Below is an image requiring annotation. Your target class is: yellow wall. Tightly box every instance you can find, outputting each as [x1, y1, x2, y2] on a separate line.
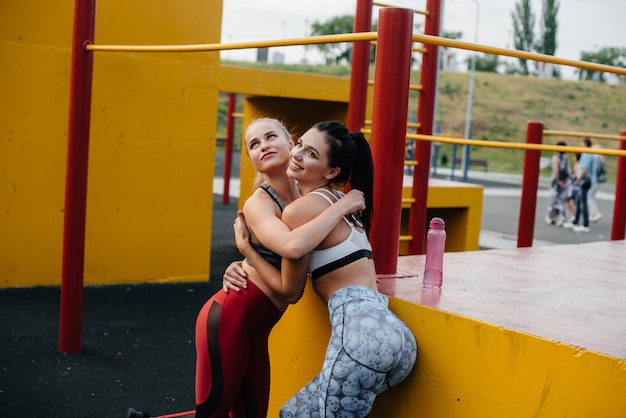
[0, 0, 221, 286]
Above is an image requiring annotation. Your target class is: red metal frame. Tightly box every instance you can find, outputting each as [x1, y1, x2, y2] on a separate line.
[369, 8, 414, 274]
[517, 121, 544, 247]
[59, 0, 97, 354]
[222, 93, 236, 204]
[347, 0, 373, 132]
[611, 130, 626, 240]
[407, 0, 441, 255]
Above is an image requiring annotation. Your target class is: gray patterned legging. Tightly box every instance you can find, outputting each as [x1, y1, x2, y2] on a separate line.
[280, 286, 417, 418]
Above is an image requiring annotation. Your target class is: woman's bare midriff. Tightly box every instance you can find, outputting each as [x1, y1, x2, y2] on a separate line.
[242, 261, 290, 312]
[312, 257, 378, 305]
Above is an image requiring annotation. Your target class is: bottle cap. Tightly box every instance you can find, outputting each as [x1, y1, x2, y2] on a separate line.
[429, 217, 445, 229]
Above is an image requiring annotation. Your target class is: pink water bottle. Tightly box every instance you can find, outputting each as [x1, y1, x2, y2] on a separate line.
[423, 217, 446, 288]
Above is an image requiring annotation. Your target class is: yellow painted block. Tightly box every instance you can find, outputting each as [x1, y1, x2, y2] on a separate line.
[1, 0, 221, 286]
[401, 178, 483, 254]
[269, 242, 626, 417]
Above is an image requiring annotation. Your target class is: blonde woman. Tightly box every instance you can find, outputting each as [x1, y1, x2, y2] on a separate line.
[127, 118, 364, 418]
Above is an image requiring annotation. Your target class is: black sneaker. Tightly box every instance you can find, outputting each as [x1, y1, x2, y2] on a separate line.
[126, 407, 152, 418]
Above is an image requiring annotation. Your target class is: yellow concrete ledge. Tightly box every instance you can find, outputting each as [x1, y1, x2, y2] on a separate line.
[268, 241, 626, 417]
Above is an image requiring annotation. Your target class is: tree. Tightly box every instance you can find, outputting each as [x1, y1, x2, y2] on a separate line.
[465, 54, 500, 73]
[576, 47, 626, 83]
[443, 31, 462, 41]
[309, 15, 379, 65]
[310, 15, 355, 65]
[536, 0, 560, 76]
[511, 0, 535, 75]
[536, 0, 559, 55]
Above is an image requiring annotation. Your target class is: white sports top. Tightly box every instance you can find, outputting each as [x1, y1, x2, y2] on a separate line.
[307, 188, 373, 280]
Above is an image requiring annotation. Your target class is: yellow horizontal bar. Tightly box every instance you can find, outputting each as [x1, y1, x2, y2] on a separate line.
[372, 2, 428, 15]
[365, 126, 625, 156]
[544, 130, 625, 142]
[371, 41, 426, 54]
[86, 32, 379, 53]
[436, 132, 464, 138]
[412, 34, 626, 77]
[405, 160, 417, 166]
[399, 235, 412, 242]
[365, 122, 419, 130]
[367, 81, 422, 91]
[409, 133, 626, 157]
[88, 29, 626, 78]
[231, 112, 244, 118]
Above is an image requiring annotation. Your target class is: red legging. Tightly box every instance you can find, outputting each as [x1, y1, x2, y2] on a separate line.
[194, 280, 283, 418]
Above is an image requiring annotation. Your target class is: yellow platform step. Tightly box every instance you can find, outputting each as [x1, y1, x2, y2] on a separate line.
[268, 240, 626, 417]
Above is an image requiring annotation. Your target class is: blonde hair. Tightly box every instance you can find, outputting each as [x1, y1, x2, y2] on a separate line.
[243, 117, 292, 190]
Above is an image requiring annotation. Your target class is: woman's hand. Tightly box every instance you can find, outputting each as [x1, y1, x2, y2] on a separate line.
[222, 211, 251, 293]
[233, 210, 251, 252]
[336, 189, 365, 215]
[222, 261, 248, 293]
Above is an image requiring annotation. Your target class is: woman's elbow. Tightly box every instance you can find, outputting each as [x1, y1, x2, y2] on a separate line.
[284, 294, 300, 304]
[279, 290, 300, 305]
[281, 245, 308, 260]
[284, 289, 305, 304]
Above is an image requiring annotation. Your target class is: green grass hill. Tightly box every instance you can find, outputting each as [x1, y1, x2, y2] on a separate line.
[218, 61, 626, 182]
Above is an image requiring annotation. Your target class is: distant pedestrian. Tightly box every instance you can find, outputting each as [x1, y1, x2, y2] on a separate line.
[588, 144, 605, 223]
[545, 141, 572, 226]
[563, 138, 596, 233]
[564, 153, 581, 221]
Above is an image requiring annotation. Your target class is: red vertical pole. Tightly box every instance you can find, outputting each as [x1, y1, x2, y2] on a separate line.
[610, 130, 626, 240]
[347, 0, 373, 132]
[407, 0, 441, 255]
[59, 0, 97, 354]
[517, 121, 543, 248]
[369, 8, 414, 274]
[222, 93, 236, 204]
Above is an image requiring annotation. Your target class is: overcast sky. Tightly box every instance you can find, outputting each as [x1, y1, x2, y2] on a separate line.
[220, 0, 625, 80]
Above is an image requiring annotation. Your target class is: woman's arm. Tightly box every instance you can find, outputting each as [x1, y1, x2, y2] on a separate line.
[234, 211, 309, 303]
[245, 188, 364, 260]
[232, 188, 329, 302]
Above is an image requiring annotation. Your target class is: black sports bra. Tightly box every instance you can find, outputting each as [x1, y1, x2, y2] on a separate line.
[246, 183, 285, 271]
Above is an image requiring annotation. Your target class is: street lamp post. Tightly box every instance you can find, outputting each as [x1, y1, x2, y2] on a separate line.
[461, 0, 480, 182]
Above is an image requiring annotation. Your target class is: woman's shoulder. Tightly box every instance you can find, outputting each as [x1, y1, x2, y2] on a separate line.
[242, 188, 277, 213]
[282, 192, 329, 227]
[242, 188, 261, 209]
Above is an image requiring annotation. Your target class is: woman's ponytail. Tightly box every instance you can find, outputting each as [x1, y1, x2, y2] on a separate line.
[314, 121, 374, 234]
[348, 131, 374, 234]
